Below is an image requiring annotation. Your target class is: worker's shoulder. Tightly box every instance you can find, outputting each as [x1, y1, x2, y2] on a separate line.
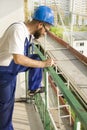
[5, 22, 29, 37]
[10, 22, 25, 30]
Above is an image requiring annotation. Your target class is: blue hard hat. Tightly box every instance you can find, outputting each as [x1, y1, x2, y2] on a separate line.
[32, 6, 54, 26]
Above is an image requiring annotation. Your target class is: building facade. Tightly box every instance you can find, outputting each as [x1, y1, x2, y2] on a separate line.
[63, 31, 87, 57]
[71, 0, 87, 25]
[72, 32, 87, 56]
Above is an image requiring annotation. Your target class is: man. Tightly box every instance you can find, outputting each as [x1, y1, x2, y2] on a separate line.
[0, 6, 54, 130]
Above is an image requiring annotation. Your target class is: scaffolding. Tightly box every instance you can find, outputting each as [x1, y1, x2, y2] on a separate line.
[33, 42, 87, 130]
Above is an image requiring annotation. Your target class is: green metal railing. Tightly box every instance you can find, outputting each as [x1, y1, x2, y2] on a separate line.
[34, 45, 87, 130]
[35, 94, 56, 130]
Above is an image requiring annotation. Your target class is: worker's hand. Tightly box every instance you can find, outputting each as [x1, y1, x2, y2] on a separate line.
[44, 58, 54, 67]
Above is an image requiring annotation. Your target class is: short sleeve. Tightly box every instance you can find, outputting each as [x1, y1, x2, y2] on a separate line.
[9, 26, 25, 55]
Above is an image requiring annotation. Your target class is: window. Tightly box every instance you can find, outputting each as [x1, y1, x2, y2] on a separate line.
[79, 50, 84, 54]
[80, 42, 84, 46]
[76, 42, 84, 47]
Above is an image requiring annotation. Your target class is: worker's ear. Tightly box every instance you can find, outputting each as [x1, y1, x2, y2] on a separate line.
[37, 22, 43, 28]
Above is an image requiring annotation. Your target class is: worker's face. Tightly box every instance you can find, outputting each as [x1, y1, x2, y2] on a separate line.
[33, 23, 50, 39]
[33, 28, 43, 39]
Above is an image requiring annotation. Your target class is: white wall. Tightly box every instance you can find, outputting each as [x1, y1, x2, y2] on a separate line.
[0, 0, 24, 36]
[0, 0, 26, 99]
[73, 40, 87, 57]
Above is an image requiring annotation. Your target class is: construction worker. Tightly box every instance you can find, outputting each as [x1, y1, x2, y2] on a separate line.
[0, 5, 54, 130]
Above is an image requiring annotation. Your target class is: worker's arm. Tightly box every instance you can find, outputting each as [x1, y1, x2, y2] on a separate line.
[13, 54, 54, 68]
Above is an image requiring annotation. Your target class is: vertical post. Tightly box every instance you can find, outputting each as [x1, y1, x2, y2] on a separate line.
[25, 71, 29, 101]
[57, 87, 61, 127]
[24, 0, 29, 100]
[46, 71, 49, 109]
[44, 69, 49, 110]
[70, 0, 75, 46]
[24, 0, 29, 22]
[44, 69, 50, 130]
[74, 117, 81, 130]
[44, 69, 47, 129]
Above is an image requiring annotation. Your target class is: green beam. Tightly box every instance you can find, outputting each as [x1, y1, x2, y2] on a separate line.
[34, 45, 87, 130]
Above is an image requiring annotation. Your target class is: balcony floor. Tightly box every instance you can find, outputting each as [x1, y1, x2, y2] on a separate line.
[13, 101, 44, 130]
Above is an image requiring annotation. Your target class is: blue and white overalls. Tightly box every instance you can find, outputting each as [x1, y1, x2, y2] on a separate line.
[0, 23, 42, 130]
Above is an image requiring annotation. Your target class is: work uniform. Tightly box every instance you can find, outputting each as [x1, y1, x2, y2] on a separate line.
[0, 22, 42, 130]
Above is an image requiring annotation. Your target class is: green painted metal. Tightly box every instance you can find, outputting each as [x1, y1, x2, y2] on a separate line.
[35, 94, 45, 124]
[34, 45, 87, 130]
[74, 117, 81, 130]
[44, 69, 52, 130]
[35, 70, 56, 130]
[25, 72, 28, 100]
[35, 94, 56, 130]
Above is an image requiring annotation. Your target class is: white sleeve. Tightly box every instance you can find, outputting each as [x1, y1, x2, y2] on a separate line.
[9, 27, 25, 55]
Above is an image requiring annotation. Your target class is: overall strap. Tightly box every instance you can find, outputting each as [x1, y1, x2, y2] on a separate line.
[24, 35, 32, 56]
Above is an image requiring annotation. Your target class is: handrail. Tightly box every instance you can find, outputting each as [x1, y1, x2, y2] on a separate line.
[34, 45, 87, 130]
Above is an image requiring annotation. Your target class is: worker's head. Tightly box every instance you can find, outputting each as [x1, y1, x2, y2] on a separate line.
[32, 6, 54, 26]
[29, 6, 54, 39]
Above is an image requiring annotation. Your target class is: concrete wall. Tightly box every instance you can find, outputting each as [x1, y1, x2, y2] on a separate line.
[0, 0, 24, 36]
